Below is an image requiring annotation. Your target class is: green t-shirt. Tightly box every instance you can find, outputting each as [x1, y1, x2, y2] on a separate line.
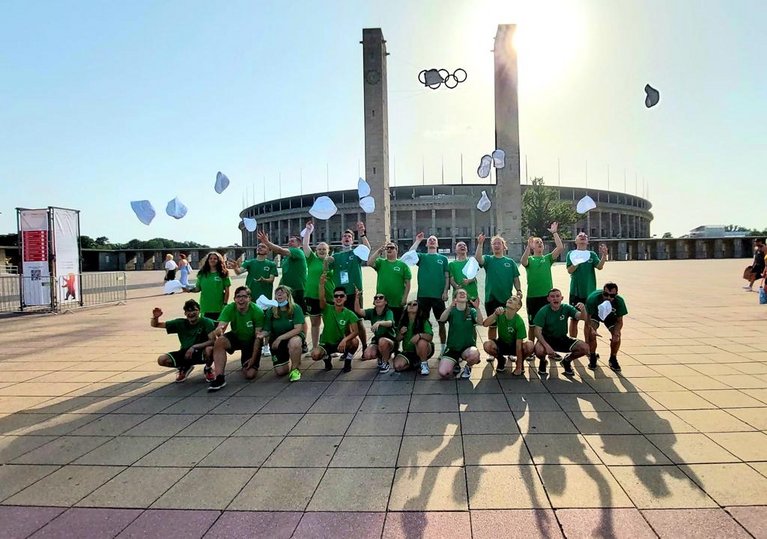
[416, 253, 449, 299]
[400, 319, 433, 353]
[496, 312, 527, 344]
[585, 290, 628, 319]
[330, 249, 364, 295]
[319, 306, 360, 346]
[447, 259, 479, 300]
[533, 303, 579, 340]
[524, 253, 554, 298]
[165, 317, 216, 350]
[242, 258, 278, 300]
[280, 247, 307, 292]
[566, 250, 601, 298]
[364, 307, 396, 340]
[305, 252, 335, 300]
[218, 302, 264, 342]
[195, 272, 232, 314]
[373, 258, 412, 306]
[481, 255, 521, 303]
[264, 305, 306, 338]
[445, 307, 478, 350]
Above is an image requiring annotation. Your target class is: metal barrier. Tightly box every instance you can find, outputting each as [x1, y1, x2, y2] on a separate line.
[0, 274, 22, 312]
[0, 272, 127, 313]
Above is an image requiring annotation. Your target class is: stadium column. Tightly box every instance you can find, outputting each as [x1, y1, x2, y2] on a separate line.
[361, 28, 391, 247]
[494, 24, 523, 258]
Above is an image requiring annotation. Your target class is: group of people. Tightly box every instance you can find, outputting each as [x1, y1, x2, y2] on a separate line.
[152, 221, 628, 391]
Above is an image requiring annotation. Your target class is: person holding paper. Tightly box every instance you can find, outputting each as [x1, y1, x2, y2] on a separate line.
[231, 243, 278, 300]
[438, 289, 484, 379]
[408, 232, 450, 358]
[393, 299, 435, 374]
[259, 285, 306, 382]
[566, 233, 608, 338]
[310, 274, 360, 373]
[584, 282, 627, 372]
[482, 295, 534, 376]
[520, 222, 564, 339]
[448, 241, 479, 301]
[302, 221, 335, 351]
[532, 288, 590, 377]
[258, 230, 308, 311]
[367, 241, 411, 323]
[354, 289, 396, 373]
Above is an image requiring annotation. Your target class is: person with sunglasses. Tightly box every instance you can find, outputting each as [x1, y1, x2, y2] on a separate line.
[354, 290, 396, 373]
[260, 285, 306, 382]
[584, 282, 627, 372]
[438, 289, 484, 379]
[532, 288, 590, 377]
[367, 241, 411, 322]
[207, 286, 265, 391]
[310, 274, 360, 372]
[408, 232, 450, 352]
[448, 241, 479, 302]
[566, 233, 608, 338]
[393, 299, 434, 374]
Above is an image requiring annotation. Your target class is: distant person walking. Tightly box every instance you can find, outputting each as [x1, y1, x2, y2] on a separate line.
[178, 254, 191, 290]
[743, 238, 766, 291]
[164, 254, 177, 282]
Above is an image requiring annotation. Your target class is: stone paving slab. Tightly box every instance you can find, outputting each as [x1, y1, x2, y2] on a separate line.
[0, 259, 766, 536]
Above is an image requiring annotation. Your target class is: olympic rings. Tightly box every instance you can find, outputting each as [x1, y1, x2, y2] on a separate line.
[417, 68, 468, 90]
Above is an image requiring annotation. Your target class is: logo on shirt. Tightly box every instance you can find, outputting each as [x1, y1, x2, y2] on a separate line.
[246, 321, 254, 328]
[393, 267, 401, 272]
[504, 262, 511, 268]
[214, 276, 221, 282]
[339, 320, 347, 326]
[437, 260, 444, 265]
[559, 314, 565, 321]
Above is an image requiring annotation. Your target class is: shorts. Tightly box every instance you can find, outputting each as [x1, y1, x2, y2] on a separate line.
[492, 338, 518, 356]
[484, 298, 505, 326]
[305, 297, 321, 316]
[590, 314, 618, 331]
[752, 266, 765, 278]
[165, 269, 176, 282]
[398, 343, 435, 367]
[318, 342, 340, 356]
[568, 295, 586, 307]
[370, 335, 395, 347]
[167, 347, 207, 368]
[223, 331, 257, 367]
[292, 289, 306, 311]
[442, 345, 473, 363]
[270, 335, 304, 367]
[545, 335, 580, 353]
[418, 297, 446, 322]
[203, 312, 220, 322]
[526, 296, 549, 325]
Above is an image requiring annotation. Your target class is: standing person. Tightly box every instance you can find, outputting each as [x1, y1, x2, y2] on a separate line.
[178, 254, 191, 290]
[310, 274, 360, 373]
[302, 221, 335, 351]
[482, 295, 534, 376]
[367, 241, 411, 322]
[520, 223, 564, 339]
[438, 289, 484, 380]
[393, 299, 435, 374]
[743, 238, 766, 291]
[354, 289, 396, 373]
[151, 299, 216, 383]
[188, 251, 231, 321]
[231, 242, 278, 357]
[164, 254, 178, 283]
[585, 282, 628, 372]
[260, 285, 306, 382]
[532, 288, 590, 377]
[208, 286, 264, 391]
[448, 241, 479, 301]
[408, 232, 450, 352]
[566, 233, 608, 338]
[474, 233, 523, 345]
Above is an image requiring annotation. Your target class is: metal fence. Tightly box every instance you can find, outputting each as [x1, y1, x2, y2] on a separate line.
[0, 272, 127, 313]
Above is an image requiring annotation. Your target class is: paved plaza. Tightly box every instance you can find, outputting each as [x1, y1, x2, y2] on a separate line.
[1, 258, 766, 538]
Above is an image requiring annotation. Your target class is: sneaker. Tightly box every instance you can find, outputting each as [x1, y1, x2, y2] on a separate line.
[486, 356, 494, 363]
[526, 353, 535, 362]
[379, 362, 391, 374]
[560, 357, 575, 377]
[323, 356, 333, 371]
[609, 357, 622, 372]
[460, 365, 472, 379]
[207, 375, 226, 391]
[342, 353, 352, 373]
[452, 363, 461, 375]
[743, 285, 753, 290]
[496, 356, 507, 372]
[377, 358, 383, 370]
[420, 361, 430, 376]
[203, 365, 215, 382]
[302, 341, 308, 354]
[587, 354, 597, 371]
[538, 357, 548, 376]
[175, 364, 194, 383]
[262, 344, 271, 357]
[289, 368, 302, 382]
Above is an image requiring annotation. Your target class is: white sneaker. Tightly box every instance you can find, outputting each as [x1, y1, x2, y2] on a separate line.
[420, 362, 430, 376]
[460, 365, 472, 379]
[261, 345, 271, 357]
[743, 285, 753, 290]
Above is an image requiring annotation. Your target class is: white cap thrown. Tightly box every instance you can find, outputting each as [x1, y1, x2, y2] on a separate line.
[358, 177, 371, 198]
[353, 244, 370, 261]
[165, 197, 188, 219]
[462, 257, 480, 279]
[215, 171, 230, 194]
[242, 217, 257, 232]
[598, 300, 613, 321]
[477, 190, 491, 212]
[477, 155, 493, 179]
[309, 196, 338, 220]
[645, 84, 660, 108]
[492, 149, 506, 169]
[163, 280, 185, 294]
[400, 250, 419, 266]
[569, 250, 591, 266]
[256, 295, 279, 310]
[576, 195, 596, 214]
[130, 200, 155, 225]
[359, 196, 375, 214]
[300, 226, 310, 239]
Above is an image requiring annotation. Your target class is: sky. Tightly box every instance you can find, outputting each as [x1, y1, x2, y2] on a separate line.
[1, 0, 765, 246]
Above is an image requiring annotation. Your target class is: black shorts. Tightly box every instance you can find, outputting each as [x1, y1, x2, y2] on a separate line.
[569, 295, 587, 307]
[442, 345, 473, 363]
[492, 338, 518, 356]
[398, 343, 435, 367]
[590, 314, 618, 331]
[167, 347, 206, 368]
[545, 335, 580, 353]
[370, 335, 395, 347]
[292, 289, 306, 311]
[526, 296, 549, 325]
[484, 298, 505, 326]
[418, 297, 446, 322]
[203, 312, 220, 322]
[223, 332, 258, 367]
[318, 342, 340, 356]
[305, 297, 321, 316]
[270, 335, 304, 367]
[752, 266, 765, 278]
[165, 270, 176, 281]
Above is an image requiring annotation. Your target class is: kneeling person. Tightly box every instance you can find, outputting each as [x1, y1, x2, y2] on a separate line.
[261, 285, 306, 381]
[310, 276, 360, 373]
[483, 295, 534, 376]
[394, 299, 435, 373]
[208, 286, 264, 391]
[533, 288, 589, 377]
[585, 282, 627, 372]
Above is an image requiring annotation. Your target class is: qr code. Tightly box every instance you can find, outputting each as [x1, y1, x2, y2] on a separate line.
[31, 269, 41, 281]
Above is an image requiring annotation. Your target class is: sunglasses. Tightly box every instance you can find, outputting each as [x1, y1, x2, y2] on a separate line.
[385, 246, 396, 250]
[374, 295, 385, 300]
[235, 294, 250, 299]
[333, 294, 346, 299]
[407, 301, 419, 307]
[184, 309, 199, 313]
[604, 292, 617, 298]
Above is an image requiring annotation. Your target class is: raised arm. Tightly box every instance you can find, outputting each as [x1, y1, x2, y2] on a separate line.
[596, 243, 608, 270]
[550, 222, 564, 260]
[319, 273, 329, 310]
[409, 231, 425, 251]
[357, 221, 371, 251]
[368, 244, 384, 267]
[302, 221, 314, 257]
[257, 229, 290, 257]
[474, 234, 486, 266]
[483, 306, 503, 327]
[353, 288, 365, 318]
[150, 307, 166, 328]
[471, 299, 484, 326]
[520, 237, 533, 267]
[438, 301, 454, 323]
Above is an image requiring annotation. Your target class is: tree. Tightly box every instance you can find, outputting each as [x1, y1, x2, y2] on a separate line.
[522, 177, 578, 239]
[662, 232, 673, 239]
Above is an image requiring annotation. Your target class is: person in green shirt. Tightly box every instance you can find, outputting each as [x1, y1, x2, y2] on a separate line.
[366, 240, 411, 323]
[310, 274, 360, 373]
[482, 295, 534, 376]
[448, 241, 479, 301]
[475, 233, 523, 345]
[532, 288, 589, 377]
[257, 229, 308, 310]
[438, 289, 484, 380]
[302, 221, 335, 351]
[207, 286, 265, 391]
[520, 222, 564, 339]
[584, 282, 628, 373]
[393, 299, 435, 374]
[259, 285, 306, 382]
[231, 243, 278, 300]
[354, 290, 396, 373]
[408, 232, 450, 348]
[566, 232, 608, 338]
[151, 299, 216, 383]
[188, 251, 231, 321]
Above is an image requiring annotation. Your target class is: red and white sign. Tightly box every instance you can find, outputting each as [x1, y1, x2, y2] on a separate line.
[19, 209, 51, 307]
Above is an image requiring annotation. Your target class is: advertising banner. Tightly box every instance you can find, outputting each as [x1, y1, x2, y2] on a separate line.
[51, 208, 81, 304]
[19, 209, 51, 307]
